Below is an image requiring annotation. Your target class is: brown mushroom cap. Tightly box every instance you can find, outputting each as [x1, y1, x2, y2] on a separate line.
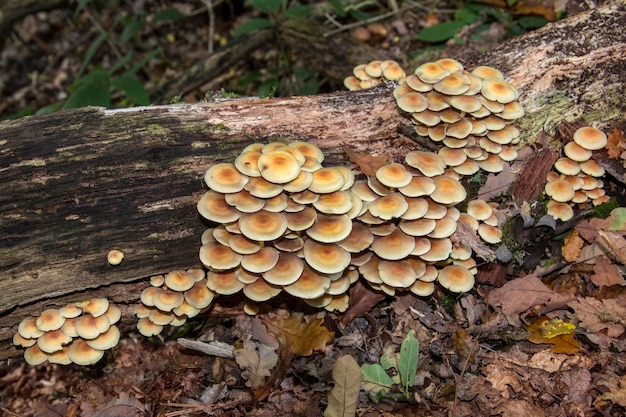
[24, 344, 49, 365]
[405, 151, 446, 177]
[466, 199, 493, 221]
[573, 126, 607, 150]
[371, 229, 415, 260]
[86, 325, 120, 351]
[419, 238, 452, 262]
[241, 246, 280, 273]
[206, 270, 245, 295]
[257, 150, 301, 184]
[164, 270, 196, 292]
[480, 78, 519, 103]
[338, 222, 374, 252]
[37, 329, 72, 353]
[75, 314, 111, 340]
[554, 157, 581, 176]
[283, 266, 331, 299]
[437, 265, 475, 293]
[205, 162, 249, 193]
[546, 200, 574, 221]
[243, 278, 282, 302]
[430, 175, 466, 205]
[198, 191, 241, 223]
[580, 160, 605, 177]
[378, 260, 416, 288]
[545, 179, 575, 202]
[303, 240, 351, 274]
[239, 210, 288, 241]
[478, 224, 503, 244]
[306, 213, 353, 243]
[563, 141, 592, 162]
[136, 317, 164, 337]
[36, 309, 65, 332]
[401, 197, 430, 220]
[199, 242, 243, 270]
[309, 167, 346, 193]
[153, 289, 185, 312]
[285, 206, 318, 232]
[224, 190, 265, 213]
[396, 92, 429, 113]
[59, 304, 83, 319]
[229, 234, 262, 255]
[262, 253, 304, 286]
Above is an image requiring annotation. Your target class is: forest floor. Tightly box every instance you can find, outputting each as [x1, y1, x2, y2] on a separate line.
[1, 1, 626, 417]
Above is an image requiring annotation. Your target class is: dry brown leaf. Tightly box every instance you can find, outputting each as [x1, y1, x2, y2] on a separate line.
[568, 297, 626, 338]
[486, 275, 553, 317]
[477, 162, 514, 201]
[590, 256, 624, 287]
[596, 230, 626, 264]
[342, 146, 387, 176]
[596, 374, 626, 407]
[562, 230, 584, 262]
[263, 312, 334, 356]
[606, 126, 626, 159]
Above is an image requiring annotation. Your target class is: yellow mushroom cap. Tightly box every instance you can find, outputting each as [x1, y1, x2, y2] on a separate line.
[580, 159, 605, 177]
[241, 246, 280, 273]
[37, 329, 72, 353]
[554, 157, 581, 176]
[378, 260, 416, 288]
[471, 66, 504, 80]
[545, 179, 575, 202]
[573, 126, 607, 150]
[257, 150, 301, 184]
[446, 118, 473, 139]
[466, 199, 493, 221]
[198, 191, 241, 223]
[47, 347, 72, 365]
[434, 73, 470, 95]
[368, 193, 409, 220]
[449, 95, 483, 113]
[262, 253, 304, 286]
[36, 309, 66, 332]
[437, 265, 475, 293]
[206, 270, 245, 295]
[426, 91, 450, 111]
[309, 167, 346, 193]
[67, 339, 104, 365]
[326, 274, 352, 296]
[18, 317, 44, 339]
[77, 298, 110, 318]
[371, 229, 415, 260]
[153, 289, 185, 312]
[376, 163, 413, 188]
[481, 78, 519, 103]
[478, 224, 503, 244]
[283, 170, 314, 193]
[405, 151, 446, 177]
[234, 150, 262, 177]
[405, 74, 434, 92]
[13, 332, 36, 348]
[284, 206, 318, 232]
[401, 196, 430, 220]
[306, 213, 353, 243]
[244, 177, 284, 198]
[415, 62, 450, 83]
[140, 286, 159, 307]
[382, 61, 405, 81]
[288, 142, 325, 163]
[243, 278, 282, 302]
[59, 304, 83, 319]
[229, 234, 262, 255]
[546, 200, 574, 221]
[239, 210, 288, 241]
[399, 218, 436, 236]
[199, 242, 242, 270]
[410, 280, 436, 297]
[75, 314, 111, 340]
[428, 216, 458, 239]
[313, 191, 353, 214]
[283, 266, 331, 299]
[396, 92, 429, 113]
[184, 281, 215, 309]
[136, 317, 164, 337]
[104, 305, 121, 325]
[477, 154, 505, 173]
[436, 58, 464, 73]
[224, 190, 265, 213]
[498, 101, 525, 120]
[86, 325, 120, 350]
[107, 249, 124, 265]
[172, 300, 201, 318]
[419, 238, 453, 262]
[204, 163, 249, 193]
[303, 240, 351, 274]
[430, 175, 466, 205]
[399, 176, 436, 197]
[338, 222, 375, 253]
[164, 270, 196, 292]
[24, 344, 49, 365]
[439, 147, 467, 169]
[563, 141, 592, 162]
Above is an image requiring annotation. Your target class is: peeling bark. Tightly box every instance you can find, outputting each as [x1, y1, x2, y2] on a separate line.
[0, 1, 625, 361]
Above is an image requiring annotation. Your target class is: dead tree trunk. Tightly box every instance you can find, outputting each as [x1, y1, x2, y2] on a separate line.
[0, 1, 624, 361]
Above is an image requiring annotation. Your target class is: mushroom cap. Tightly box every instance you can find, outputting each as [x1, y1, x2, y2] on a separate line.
[306, 213, 353, 243]
[471, 65, 504, 80]
[172, 301, 201, 318]
[405, 151, 446, 177]
[24, 344, 49, 365]
[378, 260, 416, 288]
[480, 78, 519, 103]
[243, 278, 282, 302]
[235, 150, 262, 177]
[446, 118, 474, 139]
[59, 304, 83, 319]
[75, 314, 111, 340]
[36, 309, 65, 332]
[197, 191, 241, 223]
[283, 266, 332, 299]
[498, 101, 525, 120]
[283, 170, 314, 193]
[423, 199, 448, 220]
[239, 210, 288, 241]
[338, 222, 374, 252]
[466, 199, 493, 221]
[371, 229, 415, 260]
[107, 249, 124, 266]
[401, 197, 430, 220]
[229, 234, 262, 255]
[554, 157, 581, 176]
[262, 253, 304, 286]
[204, 163, 249, 193]
[86, 325, 120, 350]
[67, 339, 104, 365]
[164, 270, 196, 292]
[426, 91, 450, 111]
[545, 179, 575, 202]
[415, 62, 450, 83]
[430, 175, 466, 205]
[285, 206, 318, 232]
[104, 305, 122, 325]
[477, 223, 503, 244]
[477, 154, 505, 173]
[419, 238, 452, 262]
[396, 92, 429, 113]
[289, 142, 325, 163]
[546, 200, 574, 221]
[153, 289, 185, 312]
[47, 347, 72, 365]
[37, 329, 72, 353]
[241, 246, 280, 273]
[399, 218, 436, 236]
[436, 58, 464, 73]
[199, 242, 243, 270]
[244, 177, 284, 198]
[434, 73, 470, 95]
[498, 146, 518, 162]
[368, 193, 409, 220]
[303, 240, 351, 274]
[376, 163, 413, 188]
[563, 141, 592, 162]
[326, 274, 352, 296]
[309, 167, 346, 193]
[410, 280, 436, 296]
[453, 159, 480, 175]
[313, 191, 353, 214]
[224, 190, 265, 213]
[399, 176, 436, 197]
[412, 109, 441, 126]
[573, 126, 607, 150]
[382, 61, 405, 81]
[257, 150, 301, 184]
[428, 217, 458, 238]
[13, 332, 36, 348]
[580, 160, 605, 177]
[243, 301, 261, 315]
[437, 265, 475, 293]
[405, 74, 434, 92]
[449, 95, 483, 113]
[206, 270, 245, 295]
[136, 317, 164, 337]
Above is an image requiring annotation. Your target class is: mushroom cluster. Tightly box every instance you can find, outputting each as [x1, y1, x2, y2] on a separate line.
[13, 298, 121, 366]
[393, 58, 523, 175]
[343, 60, 406, 91]
[544, 126, 609, 221]
[135, 268, 213, 336]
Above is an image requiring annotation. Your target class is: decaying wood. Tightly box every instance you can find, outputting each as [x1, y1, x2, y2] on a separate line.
[0, 1, 625, 361]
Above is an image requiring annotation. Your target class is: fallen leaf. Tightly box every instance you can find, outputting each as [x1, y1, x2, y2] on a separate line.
[398, 330, 420, 390]
[324, 355, 362, 417]
[562, 230, 584, 262]
[568, 297, 626, 338]
[234, 339, 278, 389]
[361, 363, 395, 394]
[263, 312, 334, 356]
[342, 147, 387, 177]
[606, 126, 625, 159]
[477, 162, 515, 201]
[608, 207, 626, 232]
[486, 275, 553, 317]
[525, 316, 580, 355]
[596, 230, 626, 264]
[590, 256, 623, 287]
[596, 374, 626, 407]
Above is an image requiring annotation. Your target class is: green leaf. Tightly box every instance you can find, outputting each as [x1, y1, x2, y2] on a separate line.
[111, 74, 150, 105]
[398, 330, 419, 389]
[121, 18, 145, 44]
[361, 363, 395, 393]
[284, 3, 312, 18]
[379, 347, 401, 384]
[258, 77, 278, 98]
[63, 70, 111, 109]
[455, 7, 479, 24]
[77, 32, 108, 78]
[609, 208, 626, 231]
[249, 0, 283, 14]
[232, 18, 274, 37]
[324, 355, 362, 417]
[415, 21, 466, 43]
[329, 0, 346, 17]
[517, 16, 549, 29]
[152, 7, 186, 23]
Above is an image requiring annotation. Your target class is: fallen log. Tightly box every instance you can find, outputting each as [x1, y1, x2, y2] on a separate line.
[0, 1, 624, 361]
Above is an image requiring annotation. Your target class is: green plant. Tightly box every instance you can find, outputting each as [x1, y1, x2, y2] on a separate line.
[361, 330, 420, 402]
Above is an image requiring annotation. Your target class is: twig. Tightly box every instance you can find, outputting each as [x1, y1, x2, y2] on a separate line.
[0, 408, 27, 417]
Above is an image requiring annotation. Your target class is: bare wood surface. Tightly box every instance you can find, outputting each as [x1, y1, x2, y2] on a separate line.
[0, 1, 625, 360]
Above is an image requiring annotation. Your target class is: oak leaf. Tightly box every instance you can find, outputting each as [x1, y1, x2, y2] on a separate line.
[590, 256, 623, 287]
[568, 297, 626, 338]
[263, 312, 334, 356]
[342, 147, 387, 177]
[486, 275, 553, 317]
[524, 316, 580, 355]
[596, 374, 626, 407]
[562, 230, 584, 262]
[234, 339, 278, 389]
[606, 126, 625, 159]
[477, 162, 514, 201]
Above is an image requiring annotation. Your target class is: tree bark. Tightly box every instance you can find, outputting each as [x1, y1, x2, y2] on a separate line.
[0, 1, 625, 361]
